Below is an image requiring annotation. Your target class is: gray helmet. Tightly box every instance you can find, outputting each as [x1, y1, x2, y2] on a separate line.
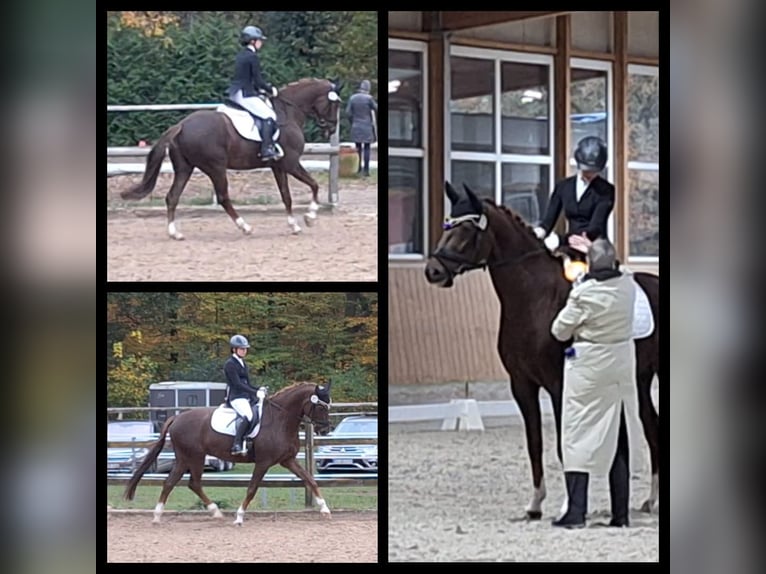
[230, 334, 250, 348]
[240, 26, 266, 45]
[574, 136, 608, 172]
[359, 80, 371, 92]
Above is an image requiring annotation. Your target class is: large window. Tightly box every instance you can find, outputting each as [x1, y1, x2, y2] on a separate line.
[569, 59, 614, 240]
[448, 46, 553, 228]
[389, 40, 427, 257]
[627, 64, 659, 260]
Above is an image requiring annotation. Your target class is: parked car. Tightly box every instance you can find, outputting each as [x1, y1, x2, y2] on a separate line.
[107, 420, 175, 474]
[107, 420, 235, 473]
[315, 415, 378, 474]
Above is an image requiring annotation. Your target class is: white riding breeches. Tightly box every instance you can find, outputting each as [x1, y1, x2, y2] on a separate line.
[229, 398, 253, 422]
[230, 90, 276, 121]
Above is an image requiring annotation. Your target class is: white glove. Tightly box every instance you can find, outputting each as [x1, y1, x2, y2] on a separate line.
[543, 233, 560, 251]
[271, 86, 278, 98]
[533, 226, 546, 240]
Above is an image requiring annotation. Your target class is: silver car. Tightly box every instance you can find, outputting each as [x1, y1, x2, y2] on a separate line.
[315, 415, 378, 474]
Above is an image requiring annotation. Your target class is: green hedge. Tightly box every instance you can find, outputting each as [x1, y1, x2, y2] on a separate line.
[107, 11, 378, 146]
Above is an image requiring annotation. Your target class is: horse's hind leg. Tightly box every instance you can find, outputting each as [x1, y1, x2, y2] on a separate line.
[512, 378, 547, 519]
[166, 147, 193, 240]
[637, 369, 660, 513]
[271, 167, 302, 234]
[201, 165, 253, 235]
[186, 458, 224, 519]
[281, 458, 332, 518]
[286, 162, 321, 227]
[153, 461, 189, 524]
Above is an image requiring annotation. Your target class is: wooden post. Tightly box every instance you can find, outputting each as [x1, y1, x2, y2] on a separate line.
[329, 111, 340, 206]
[614, 11, 628, 262]
[304, 423, 315, 508]
[426, 16, 445, 251]
[553, 14, 571, 238]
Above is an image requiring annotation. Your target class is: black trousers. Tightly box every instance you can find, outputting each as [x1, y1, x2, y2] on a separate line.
[609, 405, 631, 524]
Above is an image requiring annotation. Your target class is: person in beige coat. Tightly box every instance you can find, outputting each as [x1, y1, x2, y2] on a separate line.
[550, 238, 643, 528]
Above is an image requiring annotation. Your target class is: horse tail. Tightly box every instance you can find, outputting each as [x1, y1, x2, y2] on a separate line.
[120, 123, 183, 200]
[123, 415, 176, 501]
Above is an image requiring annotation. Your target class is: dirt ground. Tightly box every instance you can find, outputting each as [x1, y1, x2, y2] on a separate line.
[388, 420, 659, 562]
[107, 510, 377, 563]
[106, 170, 377, 282]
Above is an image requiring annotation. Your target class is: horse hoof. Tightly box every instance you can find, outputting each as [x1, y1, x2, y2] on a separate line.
[640, 500, 655, 513]
[242, 226, 253, 235]
[303, 213, 317, 227]
[526, 510, 543, 520]
[170, 233, 185, 241]
[233, 520, 243, 527]
[320, 512, 332, 520]
[291, 226, 302, 235]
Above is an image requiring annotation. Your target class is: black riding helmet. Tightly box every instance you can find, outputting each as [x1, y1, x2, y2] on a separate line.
[574, 136, 608, 172]
[240, 26, 266, 46]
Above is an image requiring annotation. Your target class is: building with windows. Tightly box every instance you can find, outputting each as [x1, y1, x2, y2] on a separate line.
[388, 11, 659, 385]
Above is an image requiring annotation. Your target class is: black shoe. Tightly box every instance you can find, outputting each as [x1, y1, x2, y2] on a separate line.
[552, 472, 589, 528]
[230, 417, 249, 455]
[608, 518, 629, 527]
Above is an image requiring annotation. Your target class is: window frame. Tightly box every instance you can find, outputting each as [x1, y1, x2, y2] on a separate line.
[445, 44, 555, 222]
[626, 63, 659, 263]
[388, 38, 429, 261]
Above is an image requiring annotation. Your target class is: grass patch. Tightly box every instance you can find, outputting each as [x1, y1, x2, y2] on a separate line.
[108, 463, 377, 511]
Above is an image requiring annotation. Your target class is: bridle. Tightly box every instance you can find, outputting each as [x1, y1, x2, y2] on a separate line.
[269, 392, 331, 429]
[431, 212, 548, 278]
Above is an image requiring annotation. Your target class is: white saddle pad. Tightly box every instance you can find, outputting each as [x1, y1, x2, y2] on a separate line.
[631, 277, 655, 339]
[215, 105, 281, 145]
[210, 400, 265, 439]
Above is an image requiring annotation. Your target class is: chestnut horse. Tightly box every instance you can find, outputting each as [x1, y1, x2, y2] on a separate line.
[120, 78, 343, 238]
[123, 381, 332, 525]
[424, 182, 660, 519]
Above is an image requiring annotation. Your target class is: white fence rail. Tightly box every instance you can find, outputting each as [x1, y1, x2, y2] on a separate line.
[106, 103, 349, 205]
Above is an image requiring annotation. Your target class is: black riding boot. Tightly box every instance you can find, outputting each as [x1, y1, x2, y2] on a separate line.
[230, 417, 249, 455]
[552, 472, 589, 528]
[609, 408, 631, 527]
[260, 119, 278, 161]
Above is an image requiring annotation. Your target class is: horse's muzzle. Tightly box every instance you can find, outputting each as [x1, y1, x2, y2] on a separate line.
[424, 257, 454, 288]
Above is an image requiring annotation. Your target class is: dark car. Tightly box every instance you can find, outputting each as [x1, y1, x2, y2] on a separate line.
[315, 415, 378, 474]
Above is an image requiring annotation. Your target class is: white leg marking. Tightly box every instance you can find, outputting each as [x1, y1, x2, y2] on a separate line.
[207, 502, 223, 518]
[287, 215, 302, 234]
[152, 502, 164, 524]
[525, 478, 547, 514]
[315, 496, 331, 516]
[168, 222, 184, 241]
[304, 201, 318, 227]
[235, 217, 253, 235]
[309, 201, 319, 213]
[233, 505, 245, 526]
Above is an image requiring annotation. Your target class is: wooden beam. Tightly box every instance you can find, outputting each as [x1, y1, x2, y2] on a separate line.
[614, 11, 629, 263]
[388, 29, 430, 41]
[440, 11, 567, 32]
[450, 36, 557, 55]
[427, 32, 445, 252]
[553, 14, 571, 238]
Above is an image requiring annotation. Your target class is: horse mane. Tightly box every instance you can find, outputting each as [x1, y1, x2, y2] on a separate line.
[280, 77, 327, 90]
[270, 381, 315, 398]
[483, 198, 560, 262]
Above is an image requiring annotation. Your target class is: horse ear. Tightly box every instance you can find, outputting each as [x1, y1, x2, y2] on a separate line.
[463, 183, 483, 215]
[445, 181, 460, 205]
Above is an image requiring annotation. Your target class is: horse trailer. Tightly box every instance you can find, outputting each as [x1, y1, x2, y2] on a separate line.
[149, 381, 228, 432]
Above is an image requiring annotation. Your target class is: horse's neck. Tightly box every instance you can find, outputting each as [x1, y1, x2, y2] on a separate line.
[270, 386, 310, 430]
[487, 214, 568, 316]
[279, 84, 318, 124]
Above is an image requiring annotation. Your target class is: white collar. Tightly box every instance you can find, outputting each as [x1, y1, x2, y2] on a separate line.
[247, 45, 256, 53]
[232, 353, 245, 366]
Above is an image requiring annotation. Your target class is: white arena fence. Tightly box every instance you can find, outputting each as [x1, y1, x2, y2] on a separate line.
[107, 103, 378, 206]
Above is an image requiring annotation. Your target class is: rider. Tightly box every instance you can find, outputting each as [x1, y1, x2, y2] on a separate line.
[223, 334, 261, 455]
[227, 25, 280, 161]
[534, 136, 615, 273]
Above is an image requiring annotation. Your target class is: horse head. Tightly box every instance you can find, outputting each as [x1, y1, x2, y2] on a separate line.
[425, 181, 546, 287]
[307, 380, 333, 435]
[278, 78, 343, 139]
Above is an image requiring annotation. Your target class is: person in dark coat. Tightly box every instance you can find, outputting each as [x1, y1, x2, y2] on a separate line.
[346, 80, 378, 176]
[223, 334, 262, 455]
[226, 25, 280, 161]
[534, 136, 615, 257]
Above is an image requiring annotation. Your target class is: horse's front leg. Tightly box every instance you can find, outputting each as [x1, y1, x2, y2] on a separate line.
[280, 457, 331, 518]
[271, 167, 302, 234]
[233, 463, 269, 526]
[287, 163, 321, 227]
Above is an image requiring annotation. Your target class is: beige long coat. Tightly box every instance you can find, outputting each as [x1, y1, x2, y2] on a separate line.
[551, 273, 644, 475]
